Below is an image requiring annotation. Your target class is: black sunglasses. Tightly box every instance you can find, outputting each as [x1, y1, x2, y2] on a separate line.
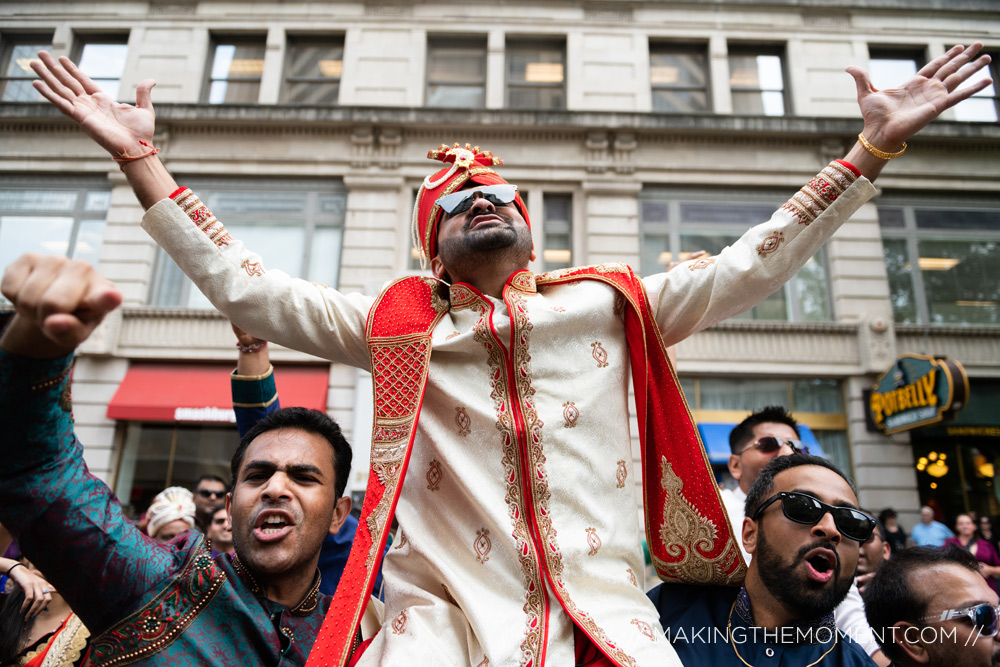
[196, 489, 226, 499]
[737, 436, 809, 456]
[751, 491, 876, 542]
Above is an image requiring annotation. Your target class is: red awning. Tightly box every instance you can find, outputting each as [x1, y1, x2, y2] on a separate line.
[107, 363, 329, 422]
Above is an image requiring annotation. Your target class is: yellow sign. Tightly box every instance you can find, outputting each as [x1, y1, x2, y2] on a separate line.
[869, 354, 969, 435]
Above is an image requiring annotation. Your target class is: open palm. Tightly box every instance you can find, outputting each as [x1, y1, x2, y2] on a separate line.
[31, 51, 156, 156]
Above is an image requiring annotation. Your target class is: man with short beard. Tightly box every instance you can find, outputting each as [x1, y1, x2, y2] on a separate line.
[648, 454, 877, 666]
[206, 505, 235, 556]
[0, 253, 352, 665]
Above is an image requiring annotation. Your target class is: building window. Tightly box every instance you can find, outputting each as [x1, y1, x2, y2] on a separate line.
[0, 178, 110, 304]
[426, 37, 487, 108]
[681, 376, 851, 474]
[868, 47, 924, 90]
[542, 193, 573, 271]
[954, 49, 998, 122]
[878, 196, 1000, 325]
[640, 189, 832, 321]
[0, 36, 52, 102]
[150, 179, 346, 309]
[728, 44, 787, 116]
[506, 39, 565, 110]
[205, 37, 266, 104]
[649, 43, 709, 113]
[73, 37, 128, 99]
[282, 35, 343, 105]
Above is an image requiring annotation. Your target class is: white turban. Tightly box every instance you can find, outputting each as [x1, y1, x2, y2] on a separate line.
[146, 486, 196, 538]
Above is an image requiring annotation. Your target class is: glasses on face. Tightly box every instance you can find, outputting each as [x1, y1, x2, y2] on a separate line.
[738, 436, 809, 456]
[435, 184, 519, 215]
[921, 603, 1000, 637]
[197, 489, 226, 499]
[751, 491, 877, 542]
[212, 517, 228, 526]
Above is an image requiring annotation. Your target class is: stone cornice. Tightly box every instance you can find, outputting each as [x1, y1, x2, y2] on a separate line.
[2, 103, 999, 143]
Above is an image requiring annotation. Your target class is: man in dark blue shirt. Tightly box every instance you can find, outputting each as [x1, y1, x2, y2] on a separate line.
[648, 453, 877, 666]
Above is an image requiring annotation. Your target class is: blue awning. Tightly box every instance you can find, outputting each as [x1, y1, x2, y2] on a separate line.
[697, 423, 825, 465]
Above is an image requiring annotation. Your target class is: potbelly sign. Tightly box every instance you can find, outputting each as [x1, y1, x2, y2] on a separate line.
[869, 354, 969, 435]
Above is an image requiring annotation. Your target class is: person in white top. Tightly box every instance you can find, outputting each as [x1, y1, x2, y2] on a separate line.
[721, 407, 891, 666]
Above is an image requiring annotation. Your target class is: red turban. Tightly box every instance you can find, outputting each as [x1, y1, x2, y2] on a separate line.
[410, 143, 531, 268]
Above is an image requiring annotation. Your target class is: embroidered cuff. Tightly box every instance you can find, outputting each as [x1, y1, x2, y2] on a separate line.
[779, 161, 859, 226]
[231, 365, 278, 408]
[170, 188, 233, 248]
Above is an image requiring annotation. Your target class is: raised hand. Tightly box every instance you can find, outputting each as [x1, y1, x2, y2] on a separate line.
[31, 50, 156, 158]
[847, 42, 992, 151]
[0, 254, 123, 357]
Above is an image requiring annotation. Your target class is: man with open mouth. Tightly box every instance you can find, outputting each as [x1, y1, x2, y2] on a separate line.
[649, 453, 877, 666]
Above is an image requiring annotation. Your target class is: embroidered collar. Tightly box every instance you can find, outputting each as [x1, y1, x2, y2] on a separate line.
[447, 270, 537, 307]
[731, 585, 837, 645]
[232, 554, 322, 616]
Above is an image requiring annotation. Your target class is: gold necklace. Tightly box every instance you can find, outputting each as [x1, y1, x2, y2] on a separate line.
[727, 600, 838, 667]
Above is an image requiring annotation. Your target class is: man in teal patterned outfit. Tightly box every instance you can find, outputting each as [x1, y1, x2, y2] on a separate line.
[0, 253, 352, 665]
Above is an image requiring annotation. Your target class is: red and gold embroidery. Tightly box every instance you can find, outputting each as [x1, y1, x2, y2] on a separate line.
[426, 459, 442, 491]
[392, 611, 407, 635]
[779, 161, 857, 225]
[591, 341, 609, 368]
[688, 257, 715, 271]
[446, 330, 461, 340]
[393, 530, 407, 549]
[616, 459, 628, 489]
[88, 539, 225, 666]
[242, 258, 264, 276]
[552, 306, 566, 312]
[562, 401, 579, 428]
[756, 231, 784, 257]
[631, 619, 656, 641]
[455, 406, 471, 436]
[586, 528, 602, 556]
[170, 188, 233, 248]
[476, 656, 490, 667]
[627, 568, 639, 588]
[474, 528, 492, 564]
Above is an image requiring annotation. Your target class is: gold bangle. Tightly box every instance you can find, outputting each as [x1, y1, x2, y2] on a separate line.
[858, 132, 906, 160]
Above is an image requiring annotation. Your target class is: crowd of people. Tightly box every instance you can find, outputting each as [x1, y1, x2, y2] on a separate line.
[0, 42, 995, 667]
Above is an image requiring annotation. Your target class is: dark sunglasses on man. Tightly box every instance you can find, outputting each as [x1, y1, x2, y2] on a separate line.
[751, 491, 877, 542]
[921, 603, 1000, 637]
[196, 489, 226, 499]
[435, 184, 519, 215]
[737, 436, 809, 456]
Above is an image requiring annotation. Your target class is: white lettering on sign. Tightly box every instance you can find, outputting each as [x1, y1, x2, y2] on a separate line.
[173, 407, 237, 423]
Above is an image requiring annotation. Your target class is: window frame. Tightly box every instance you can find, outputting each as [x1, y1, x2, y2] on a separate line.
[71, 33, 130, 100]
[952, 47, 999, 122]
[281, 34, 344, 105]
[0, 33, 53, 102]
[648, 41, 711, 114]
[505, 37, 566, 110]
[639, 186, 834, 322]
[148, 177, 347, 309]
[878, 192, 1000, 326]
[425, 35, 487, 108]
[726, 43, 790, 116]
[202, 34, 267, 104]
[541, 192, 574, 272]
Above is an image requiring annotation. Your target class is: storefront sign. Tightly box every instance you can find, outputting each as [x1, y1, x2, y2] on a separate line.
[869, 354, 969, 435]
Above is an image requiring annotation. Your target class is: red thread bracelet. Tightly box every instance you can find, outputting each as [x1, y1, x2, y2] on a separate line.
[113, 140, 160, 170]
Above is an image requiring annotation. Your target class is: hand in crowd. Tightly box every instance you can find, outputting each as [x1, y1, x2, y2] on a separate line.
[846, 42, 991, 151]
[0, 253, 122, 358]
[31, 51, 156, 160]
[855, 570, 875, 596]
[4, 561, 54, 618]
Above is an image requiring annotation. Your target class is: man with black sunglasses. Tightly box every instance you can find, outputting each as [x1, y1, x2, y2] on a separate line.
[865, 547, 1000, 667]
[649, 453, 877, 666]
[192, 474, 229, 531]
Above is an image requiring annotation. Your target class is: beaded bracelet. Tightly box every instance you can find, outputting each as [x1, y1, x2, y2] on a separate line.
[236, 341, 267, 354]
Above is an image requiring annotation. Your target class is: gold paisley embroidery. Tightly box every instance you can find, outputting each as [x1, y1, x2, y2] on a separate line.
[631, 619, 656, 641]
[392, 611, 407, 635]
[426, 459, 442, 491]
[586, 528, 602, 556]
[653, 458, 743, 585]
[627, 568, 639, 588]
[756, 231, 784, 257]
[562, 401, 579, 428]
[474, 528, 492, 564]
[688, 257, 715, 271]
[591, 341, 609, 368]
[455, 406, 471, 436]
[616, 459, 628, 489]
[242, 258, 263, 276]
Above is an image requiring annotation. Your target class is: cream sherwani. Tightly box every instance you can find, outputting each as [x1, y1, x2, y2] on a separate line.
[141, 163, 875, 666]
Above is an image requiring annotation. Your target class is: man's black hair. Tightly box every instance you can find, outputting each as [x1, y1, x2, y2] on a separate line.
[231, 407, 352, 499]
[864, 546, 979, 661]
[729, 405, 801, 454]
[744, 453, 857, 520]
[194, 474, 228, 490]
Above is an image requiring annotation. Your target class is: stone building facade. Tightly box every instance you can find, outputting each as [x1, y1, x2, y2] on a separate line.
[1, 0, 998, 531]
